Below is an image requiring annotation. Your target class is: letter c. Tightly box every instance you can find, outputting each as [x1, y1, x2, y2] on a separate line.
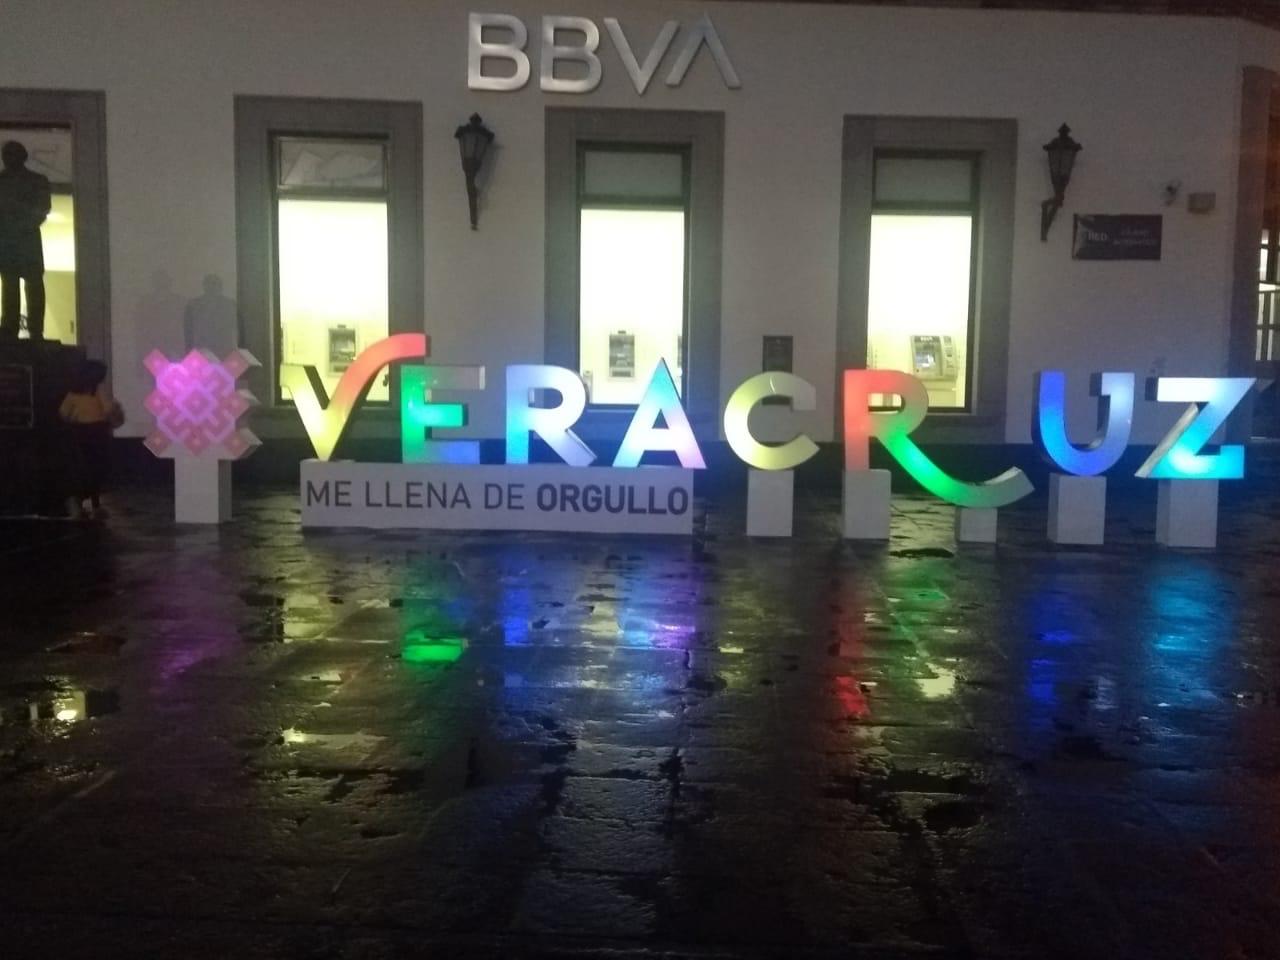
[723, 372, 819, 471]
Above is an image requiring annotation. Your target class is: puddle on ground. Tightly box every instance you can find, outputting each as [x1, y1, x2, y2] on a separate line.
[1055, 734, 1125, 762]
[882, 766, 985, 796]
[686, 673, 728, 694]
[915, 660, 959, 699]
[401, 628, 467, 663]
[833, 675, 871, 719]
[251, 766, 424, 801]
[22, 687, 120, 725]
[1233, 689, 1280, 708]
[281, 728, 386, 750]
[911, 589, 949, 602]
[46, 632, 127, 655]
[923, 799, 986, 833]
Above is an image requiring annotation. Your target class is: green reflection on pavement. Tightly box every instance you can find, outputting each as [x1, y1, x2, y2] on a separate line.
[402, 628, 467, 663]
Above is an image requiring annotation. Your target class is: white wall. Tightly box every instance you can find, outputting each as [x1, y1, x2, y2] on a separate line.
[0, 0, 1266, 444]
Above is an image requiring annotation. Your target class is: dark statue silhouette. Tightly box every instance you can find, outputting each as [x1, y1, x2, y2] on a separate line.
[0, 140, 52, 341]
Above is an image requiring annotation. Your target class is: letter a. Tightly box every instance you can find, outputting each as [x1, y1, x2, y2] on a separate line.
[665, 15, 741, 89]
[614, 360, 705, 468]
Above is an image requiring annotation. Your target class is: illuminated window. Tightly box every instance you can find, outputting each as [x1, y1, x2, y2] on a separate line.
[0, 125, 76, 344]
[577, 146, 688, 406]
[867, 153, 977, 410]
[273, 136, 390, 403]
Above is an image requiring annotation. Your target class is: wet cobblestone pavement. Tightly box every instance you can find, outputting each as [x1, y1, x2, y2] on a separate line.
[3, 479, 1280, 959]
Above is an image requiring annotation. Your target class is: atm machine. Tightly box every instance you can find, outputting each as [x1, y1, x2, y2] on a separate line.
[328, 325, 357, 373]
[909, 334, 959, 406]
[608, 331, 636, 381]
[582, 331, 635, 404]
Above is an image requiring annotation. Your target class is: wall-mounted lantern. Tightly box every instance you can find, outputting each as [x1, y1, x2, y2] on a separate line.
[1041, 124, 1082, 242]
[454, 113, 494, 230]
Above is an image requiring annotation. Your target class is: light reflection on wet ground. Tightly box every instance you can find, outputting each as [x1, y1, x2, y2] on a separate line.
[0, 474, 1279, 957]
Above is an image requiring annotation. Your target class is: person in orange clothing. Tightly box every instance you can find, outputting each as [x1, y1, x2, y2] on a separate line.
[58, 359, 123, 519]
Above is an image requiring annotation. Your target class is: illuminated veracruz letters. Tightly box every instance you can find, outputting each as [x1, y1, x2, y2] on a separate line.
[282, 333, 428, 461]
[1136, 377, 1256, 480]
[843, 369, 1033, 508]
[505, 364, 596, 466]
[723, 372, 819, 471]
[401, 365, 487, 465]
[1034, 371, 1134, 476]
[614, 360, 706, 468]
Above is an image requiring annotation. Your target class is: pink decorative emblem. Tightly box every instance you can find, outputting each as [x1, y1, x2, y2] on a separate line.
[143, 349, 261, 459]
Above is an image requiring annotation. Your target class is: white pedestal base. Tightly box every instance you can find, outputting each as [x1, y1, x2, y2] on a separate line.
[955, 507, 997, 543]
[842, 470, 891, 540]
[174, 458, 232, 524]
[1156, 479, 1218, 548]
[746, 469, 794, 537]
[1048, 474, 1107, 545]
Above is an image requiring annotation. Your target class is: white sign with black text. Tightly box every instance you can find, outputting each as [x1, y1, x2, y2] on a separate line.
[301, 461, 694, 534]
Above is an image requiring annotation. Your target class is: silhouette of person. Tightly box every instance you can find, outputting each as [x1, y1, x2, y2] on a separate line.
[183, 274, 239, 356]
[135, 269, 187, 358]
[0, 141, 52, 340]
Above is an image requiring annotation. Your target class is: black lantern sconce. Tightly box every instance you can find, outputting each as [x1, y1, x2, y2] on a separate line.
[454, 113, 494, 230]
[1040, 124, 1082, 242]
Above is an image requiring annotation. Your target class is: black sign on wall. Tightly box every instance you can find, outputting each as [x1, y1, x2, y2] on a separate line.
[1072, 215, 1162, 261]
[761, 335, 793, 406]
[0, 364, 34, 429]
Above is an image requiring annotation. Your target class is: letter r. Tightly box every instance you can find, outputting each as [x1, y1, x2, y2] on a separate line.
[505, 365, 596, 466]
[842, 369, 1032, 508]
[842, 370, 928, 471]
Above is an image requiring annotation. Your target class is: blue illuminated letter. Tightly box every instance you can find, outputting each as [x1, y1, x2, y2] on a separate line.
[1136, 377, 1255, 479]
[1034, 371, 1134, 476]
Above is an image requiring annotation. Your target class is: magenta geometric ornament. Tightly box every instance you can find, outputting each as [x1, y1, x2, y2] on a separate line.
[143, 349, 261, 459]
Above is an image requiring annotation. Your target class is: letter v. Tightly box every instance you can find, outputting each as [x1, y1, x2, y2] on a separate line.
[604, 18, 679, 94]
[281, 333, 428, 461]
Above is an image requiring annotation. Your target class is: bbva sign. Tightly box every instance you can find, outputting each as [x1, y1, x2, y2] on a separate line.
[281, 334, 1256, 511]
[467, 12, 741, 93]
